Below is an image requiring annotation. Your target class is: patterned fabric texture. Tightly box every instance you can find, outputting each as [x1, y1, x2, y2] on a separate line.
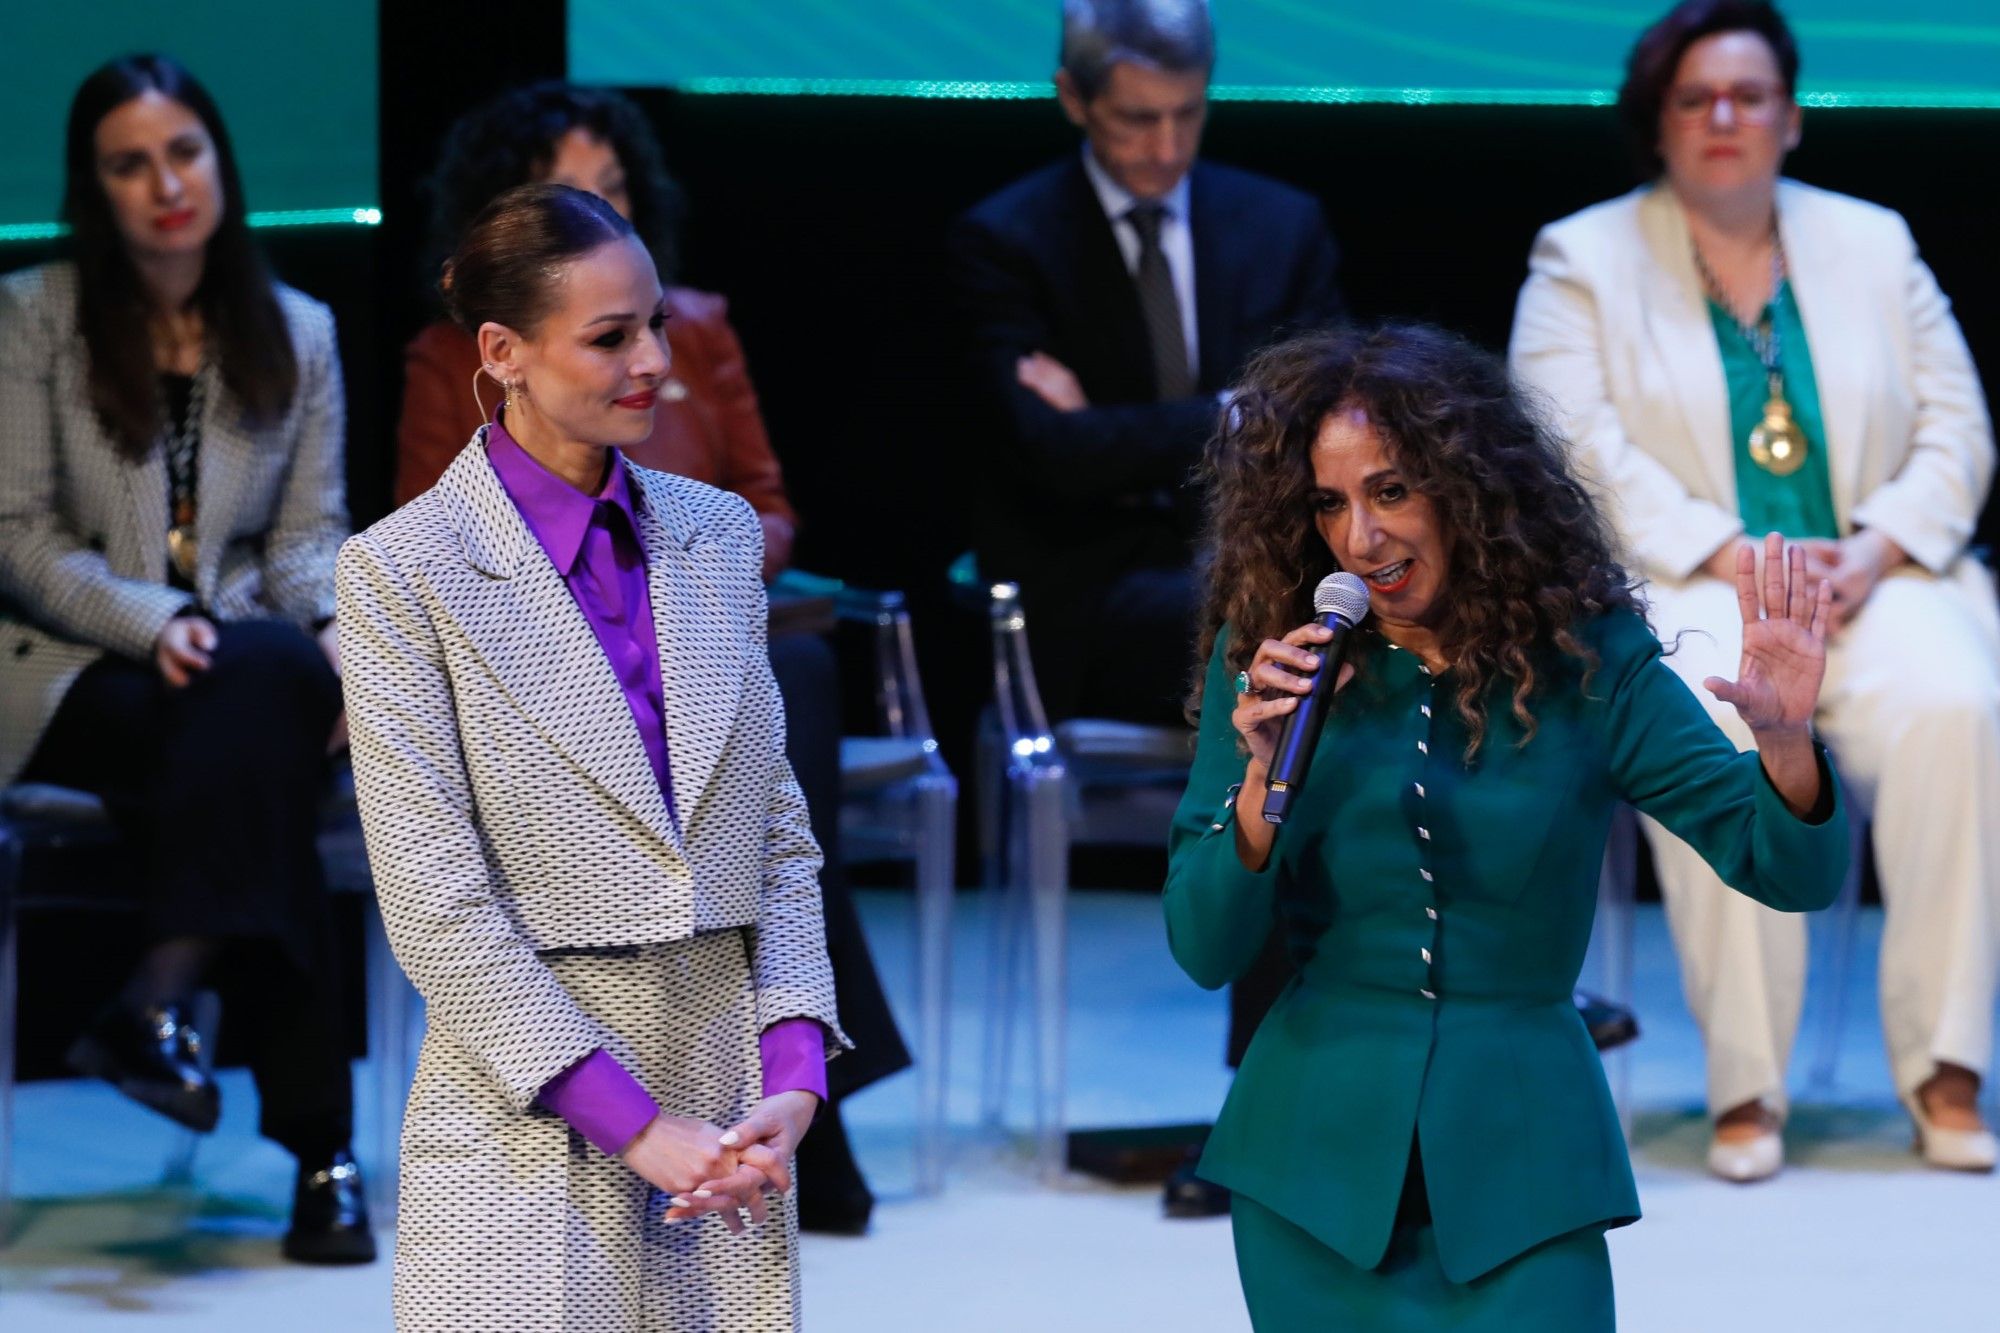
[337, 439, 847, 1329]
[399, 933, 799, 1332]
[0, 261, 347, 785]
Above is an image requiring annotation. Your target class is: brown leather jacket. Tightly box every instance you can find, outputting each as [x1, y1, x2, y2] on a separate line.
[394, 287, 797, 572]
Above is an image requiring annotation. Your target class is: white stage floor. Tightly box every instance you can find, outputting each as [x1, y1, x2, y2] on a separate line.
[3, 892, 1995, 1331]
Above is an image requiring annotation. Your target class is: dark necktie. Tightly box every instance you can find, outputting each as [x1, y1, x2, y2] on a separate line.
[1126, 202, 1194, 400]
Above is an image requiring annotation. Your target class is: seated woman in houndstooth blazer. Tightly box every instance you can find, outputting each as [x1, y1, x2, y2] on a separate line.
[337, 183, 848, 1332]
[0, 55, 366, 1264]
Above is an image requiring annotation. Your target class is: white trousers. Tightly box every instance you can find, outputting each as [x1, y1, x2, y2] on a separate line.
[1642, 560, 2000, 1118]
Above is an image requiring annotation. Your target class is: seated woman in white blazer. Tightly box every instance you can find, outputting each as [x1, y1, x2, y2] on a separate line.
[337, 183, 847, 1332]
[1511, 0, 1998, 1182]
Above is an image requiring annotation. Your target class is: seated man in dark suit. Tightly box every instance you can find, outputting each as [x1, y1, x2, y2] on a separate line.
[949, 0, 1343, 1219]
[950, 0, 1344, 729]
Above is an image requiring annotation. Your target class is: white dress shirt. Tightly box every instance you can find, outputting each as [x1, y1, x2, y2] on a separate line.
[1082, 146, 1199, 380]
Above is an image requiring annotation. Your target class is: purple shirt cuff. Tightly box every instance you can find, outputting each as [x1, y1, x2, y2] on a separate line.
[760, 1019, 829, 1101]
[538, 1049, 661, 1157]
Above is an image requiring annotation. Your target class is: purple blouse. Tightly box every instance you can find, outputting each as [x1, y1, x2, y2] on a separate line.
[484, 421, 827, 1157]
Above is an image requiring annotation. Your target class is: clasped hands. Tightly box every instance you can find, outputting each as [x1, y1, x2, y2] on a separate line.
[618, 1090, 818, 1233]
[1701, 528, 1903, 631]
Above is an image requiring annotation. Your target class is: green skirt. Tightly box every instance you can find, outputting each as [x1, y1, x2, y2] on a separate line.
[1231, 1193, 1614, 1331]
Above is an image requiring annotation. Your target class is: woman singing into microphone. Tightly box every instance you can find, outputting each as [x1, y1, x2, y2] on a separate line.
[1164, 324, 1848, 1329]
[338, 183, 844, 1330]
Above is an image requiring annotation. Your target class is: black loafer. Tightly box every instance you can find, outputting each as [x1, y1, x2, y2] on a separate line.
[66, 1001, 221, 1133]
[1163, 1154, 1231, 1219]
[1575, 990, 1641, 1052]
[282, 1150, 377, 1265]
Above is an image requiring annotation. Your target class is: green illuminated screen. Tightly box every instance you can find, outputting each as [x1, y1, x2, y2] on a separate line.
[0, 1, 377, 230]
[570, 1, 2000, 103]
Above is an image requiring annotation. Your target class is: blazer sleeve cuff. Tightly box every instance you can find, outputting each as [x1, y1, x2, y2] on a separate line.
[1163, 784, 1282, 991]
[1642, 506, 1745, 583]
[1847, 495, 1964, 575]
[1747, 742, 1850, 913]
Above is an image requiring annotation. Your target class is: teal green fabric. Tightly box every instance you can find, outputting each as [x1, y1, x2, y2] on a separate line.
[1708, 279, 1840, 540]
[1164, 609, 1848, 1288]
[1231, 1193, 1615, 1332]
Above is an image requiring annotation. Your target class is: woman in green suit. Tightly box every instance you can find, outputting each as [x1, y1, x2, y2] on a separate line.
[1165, 324, 1848, 1329]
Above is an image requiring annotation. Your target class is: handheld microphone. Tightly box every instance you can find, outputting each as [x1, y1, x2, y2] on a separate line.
[1262, 572, 1371, 825]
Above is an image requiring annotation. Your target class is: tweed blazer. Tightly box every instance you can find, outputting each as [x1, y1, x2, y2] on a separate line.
[336, 437, 847, 1120]
[0, 260, 347, 785]
[1510, 180, 1995, 586]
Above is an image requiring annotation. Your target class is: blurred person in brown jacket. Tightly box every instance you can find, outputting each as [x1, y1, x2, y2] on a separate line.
[395, 83, 908, 1234]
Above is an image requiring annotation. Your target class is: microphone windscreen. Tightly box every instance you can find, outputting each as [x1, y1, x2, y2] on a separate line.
[1314, 572, 1372, 625]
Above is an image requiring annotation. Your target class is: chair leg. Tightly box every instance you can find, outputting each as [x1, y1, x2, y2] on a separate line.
[0, 828, 19, 1247]
[1807, 826, 1867, 1093]
[912, 774, 957, 1195]
[366, 900, 411, 1226]
[1021, 766, 1070, 1185]
[981, 775, 1027, 1128]
[1593, 805, 1638, 1139]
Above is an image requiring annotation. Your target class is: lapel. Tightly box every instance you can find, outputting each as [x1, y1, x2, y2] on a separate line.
[628, 464, 747, 824]
[1060, 158, 1157, 400]
[1775, 180, 1870, 523]
[1635, 185, 1738, 508]
[1188, 162, 1231, 390]
[432, 437, 681, 852]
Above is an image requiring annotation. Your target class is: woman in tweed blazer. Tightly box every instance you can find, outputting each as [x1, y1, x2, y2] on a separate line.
[0, 56, 365, 1261]
[339, 184, 846, 1331]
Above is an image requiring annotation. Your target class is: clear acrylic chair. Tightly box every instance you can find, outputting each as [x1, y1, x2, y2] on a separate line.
[0, 765, 417, 1241]
[774, 570, 960, 1193]
[978, 581, 1195, 1182]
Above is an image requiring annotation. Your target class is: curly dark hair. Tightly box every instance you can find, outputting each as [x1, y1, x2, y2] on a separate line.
[1191, 323, 1644, 758]
[421, 82, 684, 303]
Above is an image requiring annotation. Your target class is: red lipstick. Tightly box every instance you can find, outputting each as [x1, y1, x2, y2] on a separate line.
[153, 208, 197, 232]
[614, 389, 658, 410]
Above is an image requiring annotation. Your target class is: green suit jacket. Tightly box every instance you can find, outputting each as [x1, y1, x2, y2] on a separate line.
[1165, 609, 1847, 1282]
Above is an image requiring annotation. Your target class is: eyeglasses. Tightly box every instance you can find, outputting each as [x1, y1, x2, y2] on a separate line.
[1666, 81, 1789, 125]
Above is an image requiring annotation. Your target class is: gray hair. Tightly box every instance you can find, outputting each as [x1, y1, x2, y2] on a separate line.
[1060, 0, 1215, 100]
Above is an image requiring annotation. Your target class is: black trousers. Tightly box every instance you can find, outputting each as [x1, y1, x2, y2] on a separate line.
[22, 619, 354, 1160]
[767, 631, 911, 1097]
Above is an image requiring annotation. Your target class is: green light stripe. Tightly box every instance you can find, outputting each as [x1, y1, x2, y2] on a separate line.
[0, 206, 382, 246]
[672, 77, 2000, 108]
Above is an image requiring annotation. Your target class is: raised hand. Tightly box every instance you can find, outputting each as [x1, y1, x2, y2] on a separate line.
[1703, 531, 1832, 737]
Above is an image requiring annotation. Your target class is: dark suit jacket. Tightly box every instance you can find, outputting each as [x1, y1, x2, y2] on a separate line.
[950, 156, 1342, 713]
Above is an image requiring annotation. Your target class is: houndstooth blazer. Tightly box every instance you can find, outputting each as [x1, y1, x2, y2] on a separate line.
[0, 260, 347, 785]
[336, 437, 847, 1118]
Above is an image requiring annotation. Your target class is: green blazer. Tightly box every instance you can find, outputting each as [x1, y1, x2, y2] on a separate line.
[1165, 608, 1847, 1282]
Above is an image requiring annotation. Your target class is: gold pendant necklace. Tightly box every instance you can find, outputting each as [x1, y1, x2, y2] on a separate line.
[1747, 372, 1807, 476]
[1691, 227, 1807, 477]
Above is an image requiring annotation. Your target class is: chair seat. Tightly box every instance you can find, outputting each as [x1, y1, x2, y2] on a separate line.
[839, 737, 937, 794]
[0, 783, 118, 844]
[1053, 718, 1194, 782]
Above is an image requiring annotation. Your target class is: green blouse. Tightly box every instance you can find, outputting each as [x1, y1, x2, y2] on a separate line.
[1163, 609, 1847, 1283]
[1708, 279, 1840, 540]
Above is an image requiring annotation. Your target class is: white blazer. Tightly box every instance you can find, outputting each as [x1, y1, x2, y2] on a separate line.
[1509, 180, 1994, 588]
[336, 440, 846, 1117]
[0, 261, 347, 785]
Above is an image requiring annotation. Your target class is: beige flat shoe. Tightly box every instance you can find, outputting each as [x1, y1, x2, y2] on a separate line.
[1707, 1128, 1783, 1183]
[1904, 1095, 1998, 1173]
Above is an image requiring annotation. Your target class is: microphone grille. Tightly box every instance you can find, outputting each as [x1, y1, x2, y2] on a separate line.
[1314, 572, 1372, 623]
